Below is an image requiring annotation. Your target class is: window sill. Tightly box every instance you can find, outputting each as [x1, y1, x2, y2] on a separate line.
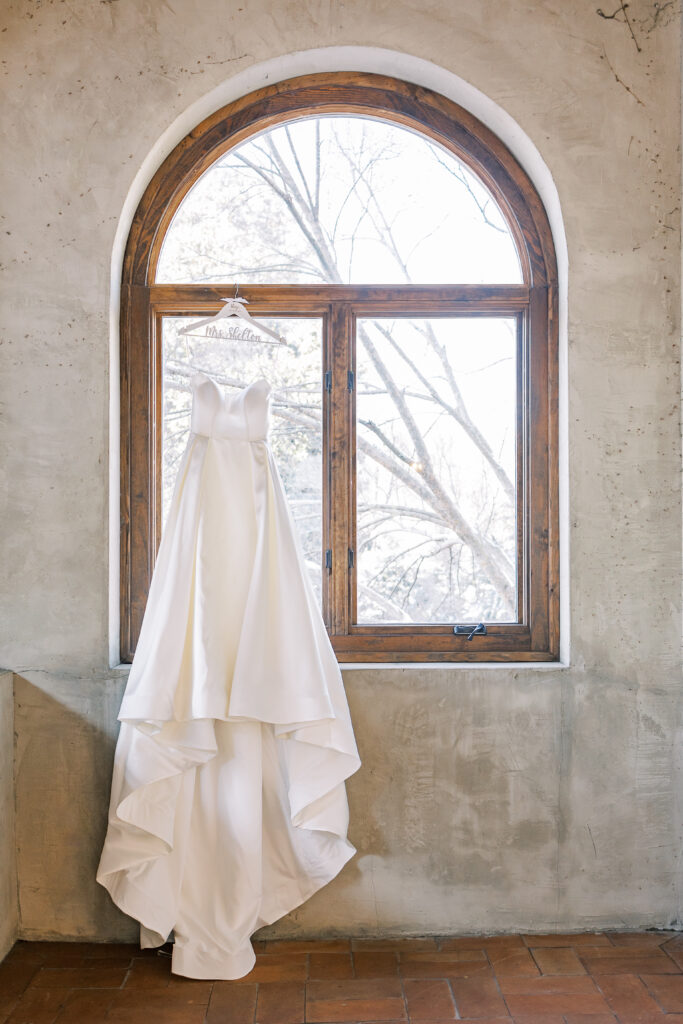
[112, 660, 569, 672]
[338, 660, 569, 671]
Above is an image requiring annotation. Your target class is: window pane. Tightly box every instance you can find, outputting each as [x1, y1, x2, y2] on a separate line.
[161, 317, 323, 606]
[355, 317, 517, 624]
[157, 116, 522, 285]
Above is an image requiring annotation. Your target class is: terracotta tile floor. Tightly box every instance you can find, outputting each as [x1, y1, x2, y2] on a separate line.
[1, 932, 683, 1023]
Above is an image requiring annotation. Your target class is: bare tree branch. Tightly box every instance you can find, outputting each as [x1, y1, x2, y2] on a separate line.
[432, 149, 507, 233]
[338, 144, 515, 498]
[358, 502, 449, 527]
[357, 323, 514, 608]
[365, 318, 515, 502]
[166, 123, 520, 615]
[284, 124, 317, 214]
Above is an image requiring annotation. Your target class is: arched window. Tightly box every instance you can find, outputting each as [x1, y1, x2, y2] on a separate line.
[120, 72, 559, 663]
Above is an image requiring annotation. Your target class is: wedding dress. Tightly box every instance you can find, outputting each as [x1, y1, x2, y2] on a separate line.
[97, 372, 360, 980]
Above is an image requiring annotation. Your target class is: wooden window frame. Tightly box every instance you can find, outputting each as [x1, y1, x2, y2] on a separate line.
[120, 72, 559, 664]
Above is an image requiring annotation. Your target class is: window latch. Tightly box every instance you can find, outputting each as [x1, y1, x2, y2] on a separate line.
[453, 622, 487, 641]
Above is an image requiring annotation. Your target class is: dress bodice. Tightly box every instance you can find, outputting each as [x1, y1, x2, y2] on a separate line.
[190, 373, 271, 441]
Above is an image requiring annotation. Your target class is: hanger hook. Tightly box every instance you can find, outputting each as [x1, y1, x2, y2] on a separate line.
[234, 282, 239, 300]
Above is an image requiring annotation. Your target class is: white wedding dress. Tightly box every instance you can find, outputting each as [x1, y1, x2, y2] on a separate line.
[97, 372, 360, 980]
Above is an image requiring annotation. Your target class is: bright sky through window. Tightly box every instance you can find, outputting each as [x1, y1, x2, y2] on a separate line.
[121, 74, 558, 660]
[159, 115, 521, 624]
[157, 116, 522, 285]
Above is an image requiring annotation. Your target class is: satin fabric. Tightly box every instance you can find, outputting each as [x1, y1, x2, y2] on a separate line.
[97, 373, 360, 980]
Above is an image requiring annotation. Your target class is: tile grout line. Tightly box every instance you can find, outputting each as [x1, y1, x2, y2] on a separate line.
[443, 975, 461, 1020]
[396, 965, 409, 1024]
[661, 942, 682, 970]
[637, 968, 668, 1014]
[202, 977, 215, 1024]
[486, 948, 514, 1021]
[303, 951, 308, 1023]
[487, 947, 512, 1020]
[527, 945, 542, 975]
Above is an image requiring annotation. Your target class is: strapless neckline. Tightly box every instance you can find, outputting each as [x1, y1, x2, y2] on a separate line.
[190, 371, 271, 441]
[191, 371, 271, 401]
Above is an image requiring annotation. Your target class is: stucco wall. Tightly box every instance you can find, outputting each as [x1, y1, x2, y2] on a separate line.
[0, 672, 17, 956]
[1, 0, 681, 940]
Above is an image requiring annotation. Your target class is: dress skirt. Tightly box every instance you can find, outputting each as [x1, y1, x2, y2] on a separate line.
[97, 376, 360, 979]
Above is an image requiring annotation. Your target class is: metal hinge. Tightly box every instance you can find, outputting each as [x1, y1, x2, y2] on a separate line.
[347, 370, 354, 391]
[324, 371, 332, 393]
[325, 549, 332, 571]
[453, 622, 487, 641]
[348, 548, 354, 569]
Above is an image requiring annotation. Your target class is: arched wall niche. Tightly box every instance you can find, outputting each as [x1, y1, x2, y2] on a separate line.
[109, 52, 568, 668]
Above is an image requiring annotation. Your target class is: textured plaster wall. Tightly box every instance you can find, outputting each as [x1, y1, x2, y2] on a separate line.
[0, 672, 17, 957]
[1, 0, 681, 940]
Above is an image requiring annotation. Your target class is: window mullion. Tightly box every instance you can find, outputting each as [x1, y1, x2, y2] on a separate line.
[322, 309, 332, 632]
[528, 284, 551, 653]
[516, 309, 527, 626]
[328, 302, 353, 636]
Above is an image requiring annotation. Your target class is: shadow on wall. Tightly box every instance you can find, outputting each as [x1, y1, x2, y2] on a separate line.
[12, 672, 379, 943]
[13, 673, 137, 942]
[16, 665, 667, 940]
[13, 668, 569, 941]
[0, 670, 17, 958]
[12, 672, 385, 943]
